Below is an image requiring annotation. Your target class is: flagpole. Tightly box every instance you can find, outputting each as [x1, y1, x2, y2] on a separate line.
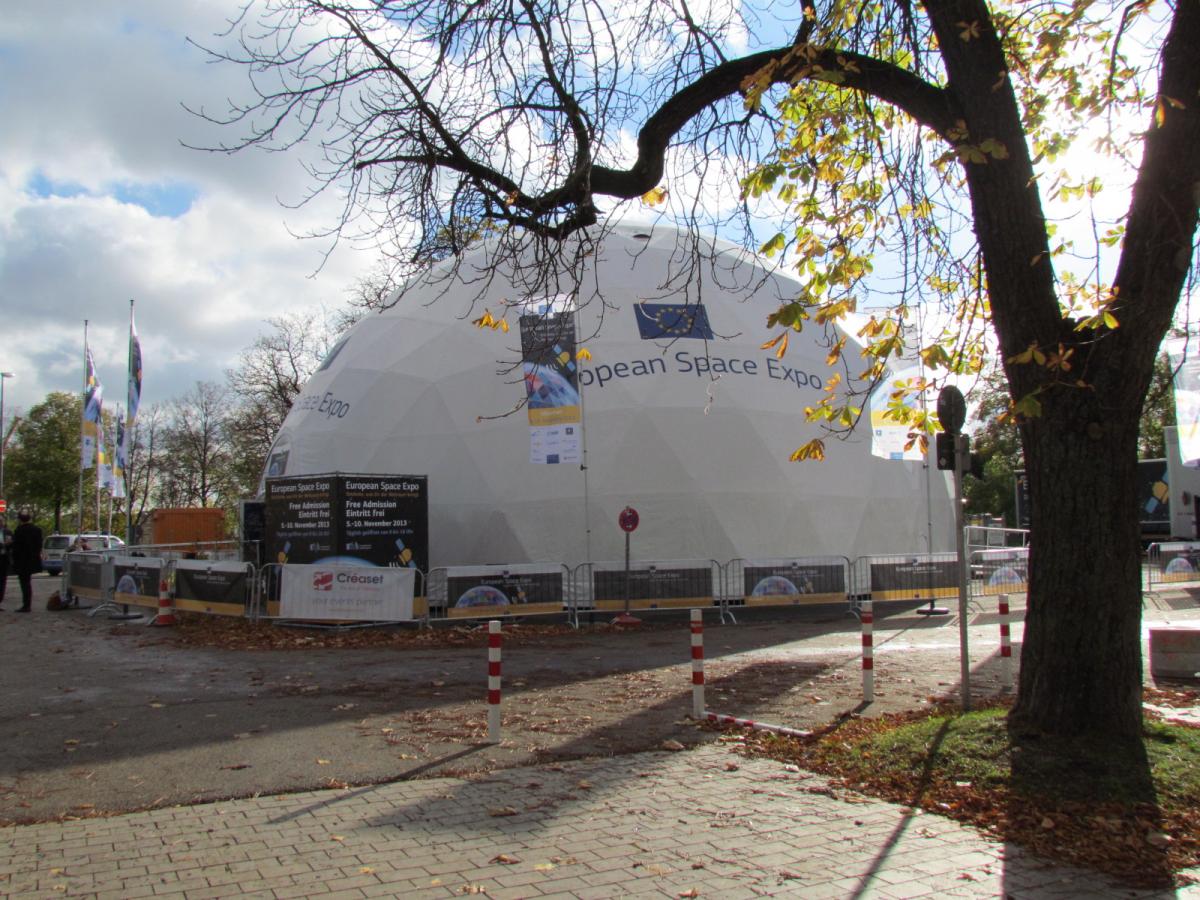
[78, 321, 88, 535]
[574, 301, 592, 566]
[125, 300, 137, 546]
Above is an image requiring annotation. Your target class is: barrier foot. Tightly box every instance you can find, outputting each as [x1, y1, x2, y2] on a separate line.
[611, 613, 642, 626]
[916, 606, 951, 616]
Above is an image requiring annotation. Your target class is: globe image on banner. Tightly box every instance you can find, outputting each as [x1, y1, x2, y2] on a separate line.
[1165, 556, 1196, 576]
[751, 575, 800, 597]
[524, 364, 579, 409]
[456, 585, 510, 609]
[988, 566, 1025, 587]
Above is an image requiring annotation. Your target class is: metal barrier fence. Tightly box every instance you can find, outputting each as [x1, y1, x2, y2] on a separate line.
[1146, 541, 1200, 591]
[725, 556, 851, 607]
[427, 564, 570, 620]
[61, 529, 1049, 629]
[854, 552, 959, 602]
[255, 562, 428, 623]
[572, 559, 721, 616]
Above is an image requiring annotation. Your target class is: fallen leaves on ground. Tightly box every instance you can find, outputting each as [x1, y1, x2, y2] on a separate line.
[733, 702, 1200, 890]
[121, 613, 679, 652]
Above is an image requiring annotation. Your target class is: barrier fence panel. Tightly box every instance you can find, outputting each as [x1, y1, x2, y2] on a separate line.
[65, 552, 109, 605]
[861, 552, 959, 602]
[110, 555, 166, 610]
[1147, 541, 1200, 590]
[253, 564, 427, 622]
[278, 564, 420, 622]
[725, 557, 851, 608]
[969, 546, 1029, 598]
[174, 560, 257, 617]
[429, 564, 572, 620]
[582, 559, 720, 613]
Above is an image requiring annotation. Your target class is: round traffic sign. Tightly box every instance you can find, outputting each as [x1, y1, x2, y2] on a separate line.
[618, 506, 640, 533]
[937, 385, 967, 435]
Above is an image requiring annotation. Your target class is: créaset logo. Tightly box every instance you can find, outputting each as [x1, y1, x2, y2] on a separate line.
[313, 571, 334, 591]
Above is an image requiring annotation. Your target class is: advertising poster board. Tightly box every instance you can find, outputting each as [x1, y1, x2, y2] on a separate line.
[111, 557, 162, 608]
[1155, 542, 1200, 584]
[175, 561, 252, 616]
[445, 568, 565, 618]
[869, 555, 958, 600]
[67, 555, 106, 602]
[520, 309, 582, 465]
[592, 565, 714, 611]
[281, 564, 415, 621]
[340, 475, 428, 570]
[742, 560, 846, 606]
[265, 475, 337, 565]
[265, 474, 429, 573]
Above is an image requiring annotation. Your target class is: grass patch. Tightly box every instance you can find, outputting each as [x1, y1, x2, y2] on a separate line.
[737, 702, 1200, 888]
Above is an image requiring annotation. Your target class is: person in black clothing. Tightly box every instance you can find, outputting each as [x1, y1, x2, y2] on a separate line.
[11, 511, 43, 612]
[0, 517, 11, 609]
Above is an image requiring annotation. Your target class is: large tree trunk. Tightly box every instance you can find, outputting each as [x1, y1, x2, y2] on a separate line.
[1011, 404, 1145, 737]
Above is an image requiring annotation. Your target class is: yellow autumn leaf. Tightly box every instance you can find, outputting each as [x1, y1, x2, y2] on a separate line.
[641, 186, 668, 206]
[776, 332, 790, 359]
[958, 20, 981, 40]
[790, 439, 826, 462]
[577, 347, 592, 361]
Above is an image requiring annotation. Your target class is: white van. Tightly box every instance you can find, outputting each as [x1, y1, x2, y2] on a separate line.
[42, 533, 126, 576]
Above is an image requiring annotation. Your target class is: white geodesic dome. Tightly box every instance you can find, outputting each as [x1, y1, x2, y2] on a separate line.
[263, 225, 953, 567]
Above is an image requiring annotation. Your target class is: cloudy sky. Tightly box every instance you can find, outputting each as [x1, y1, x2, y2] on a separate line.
[0, 1, 381, 417]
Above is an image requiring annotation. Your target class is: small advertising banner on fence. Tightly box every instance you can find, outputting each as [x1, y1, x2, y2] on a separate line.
[111, 556, 163, 608]
[869, 554, 958, 600]
[742, 559, 846, 605]
[280, 564, 415, 621]
[445, 568, 565, 618]
[971, 548, 1029, 595]
[175, 561, 253, 616]
[67, 554, 106, 602]
[592, 565, 714, 611]
[1153, 542, 1200, 584]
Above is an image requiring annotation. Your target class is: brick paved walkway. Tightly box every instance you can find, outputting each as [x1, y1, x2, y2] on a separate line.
[2, 744, 1193, 899]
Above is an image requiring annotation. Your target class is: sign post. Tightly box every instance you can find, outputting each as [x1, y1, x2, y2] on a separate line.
[937, 386, 972, 711]
[614, 506, 641, 625]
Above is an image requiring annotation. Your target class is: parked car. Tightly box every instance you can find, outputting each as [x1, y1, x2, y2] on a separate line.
[42, 533, 126, 575]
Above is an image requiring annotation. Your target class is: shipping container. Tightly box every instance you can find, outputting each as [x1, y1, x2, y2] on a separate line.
[143, 507, 226, 546]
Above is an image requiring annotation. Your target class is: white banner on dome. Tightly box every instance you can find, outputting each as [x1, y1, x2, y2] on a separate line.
[280, 564, 415, 621]
[1168, 338, 1200, 463]
[869, 367, 927, 462]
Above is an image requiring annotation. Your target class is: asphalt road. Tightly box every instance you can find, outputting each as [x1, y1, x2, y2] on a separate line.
[1, 572, 1195, 826]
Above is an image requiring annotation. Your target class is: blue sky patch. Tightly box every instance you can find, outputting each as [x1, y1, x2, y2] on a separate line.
[25, 171, 198, 218]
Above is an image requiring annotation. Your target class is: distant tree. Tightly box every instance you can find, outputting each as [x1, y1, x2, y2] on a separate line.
[5, 392, 82, 532]
[1138, 354, 1177, 459]
[225, 311, 344, 493]
[157, 382, 236, 508]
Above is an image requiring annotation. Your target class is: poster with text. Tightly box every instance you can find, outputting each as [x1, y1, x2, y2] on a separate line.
[281, 564, 415, 621]
[111, 558, 162, 608]
[446, 569, 564, 617]
[340, 475, 428, 571]
[521, 310, 581, 463]
[742, 561, 846, 605]
[265, 475, 338, 565]
[592, 566, 714, 610]
[175, 562, 252, 614]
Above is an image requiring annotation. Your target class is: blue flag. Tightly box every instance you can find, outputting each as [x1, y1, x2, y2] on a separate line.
[634, 303, 713, 340]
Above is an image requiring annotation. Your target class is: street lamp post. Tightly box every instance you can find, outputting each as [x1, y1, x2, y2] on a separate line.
[0, 371, 13, 505]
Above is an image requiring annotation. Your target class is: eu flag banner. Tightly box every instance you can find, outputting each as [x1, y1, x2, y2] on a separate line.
[124, 308, 142, 461]
[81, 348, 103, 468]
[634, 302, 714, 340]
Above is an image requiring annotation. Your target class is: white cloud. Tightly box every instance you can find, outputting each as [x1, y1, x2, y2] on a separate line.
[0, 0, 381, 416]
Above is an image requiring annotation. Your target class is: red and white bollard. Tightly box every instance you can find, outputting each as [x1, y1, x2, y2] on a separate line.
[690, 609, 705, 718]
[861, 598, 874, 702]
[998, 594, 1013, 691]
[487, 620, 502, 743]
[155, 576, 176, 627]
